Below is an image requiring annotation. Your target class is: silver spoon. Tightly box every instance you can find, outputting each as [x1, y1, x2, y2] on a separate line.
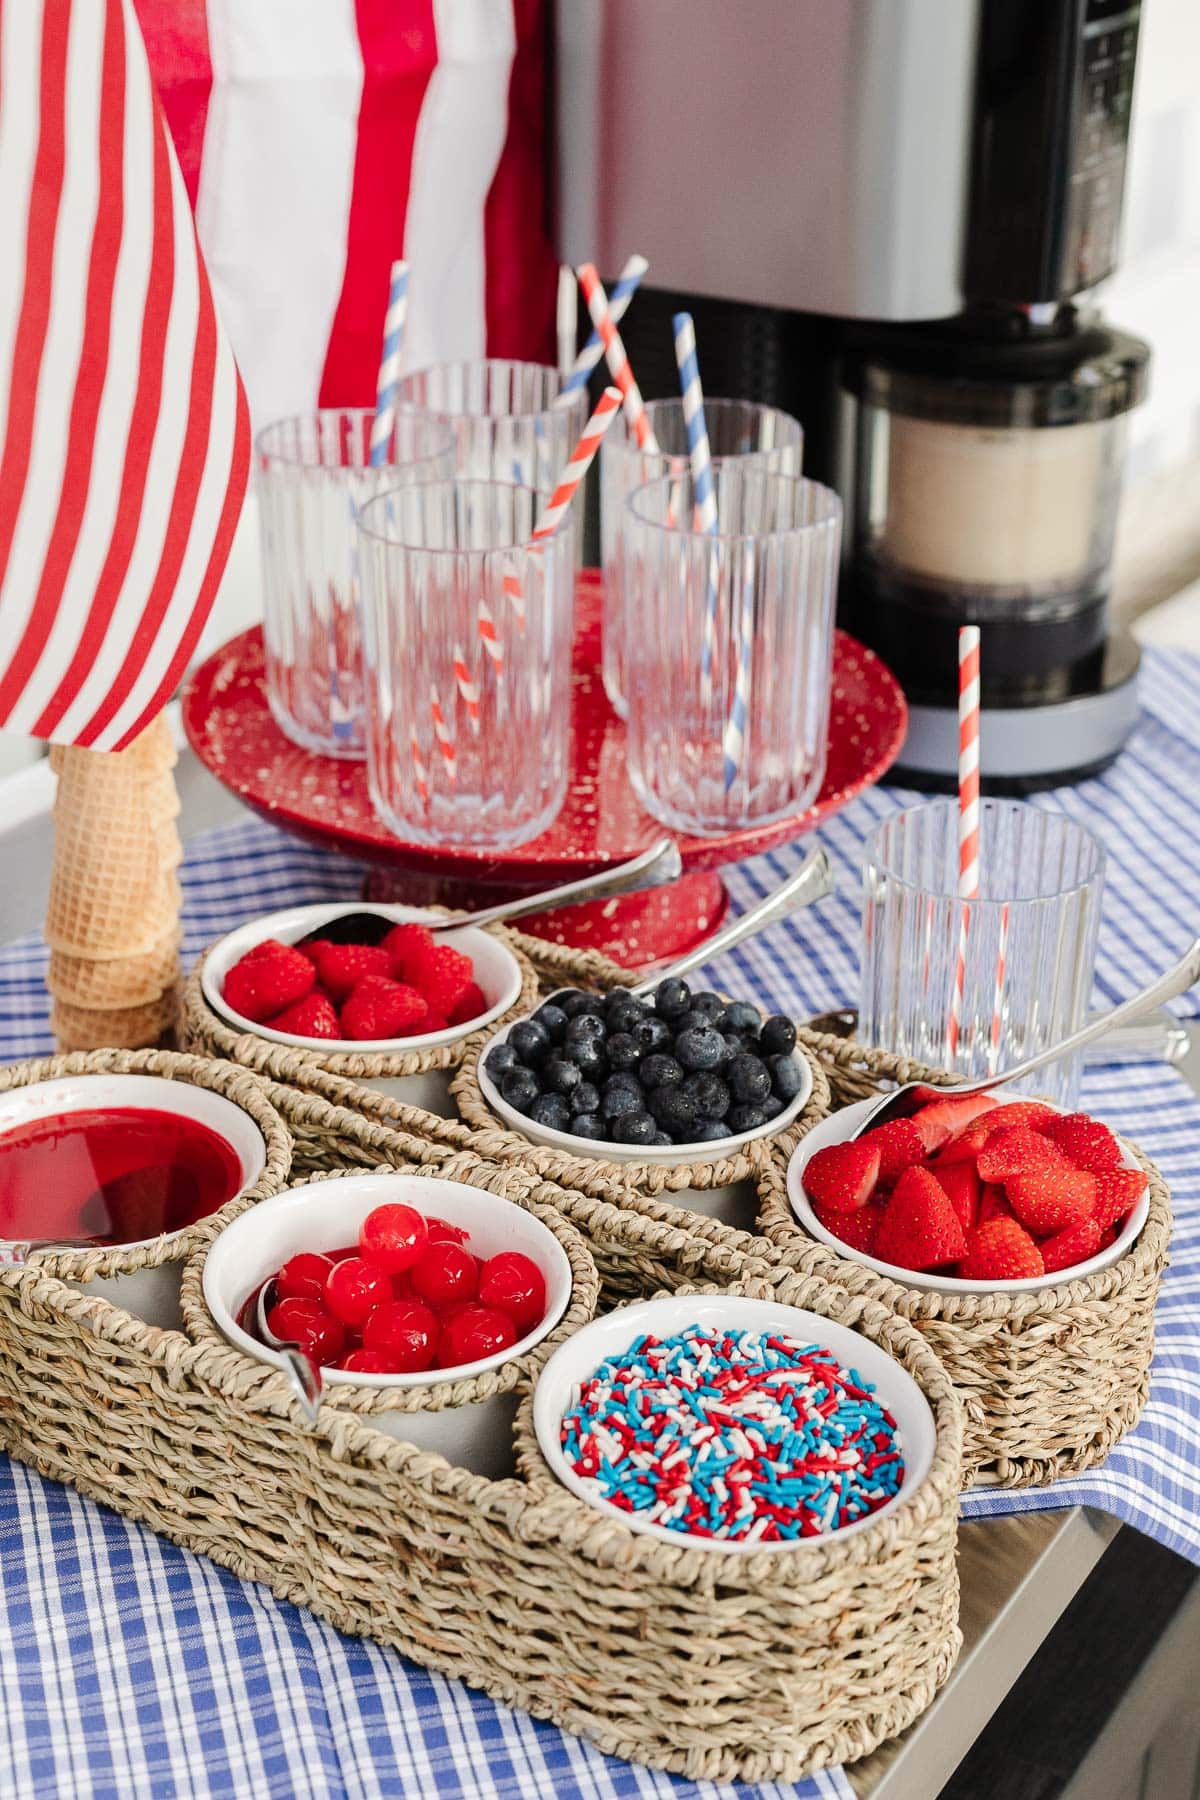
[256, 1279, 323, 1426]
[852, 936, 1200, 1139]
[426, 837, 683, 933]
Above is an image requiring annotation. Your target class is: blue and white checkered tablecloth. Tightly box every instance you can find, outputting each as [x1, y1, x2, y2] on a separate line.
[0, 643, 1197, 1798]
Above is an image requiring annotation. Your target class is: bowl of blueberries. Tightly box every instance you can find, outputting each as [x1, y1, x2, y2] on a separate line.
[473, 978, 813, 1167]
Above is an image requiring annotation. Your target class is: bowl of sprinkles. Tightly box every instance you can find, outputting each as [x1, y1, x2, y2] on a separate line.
[534, 1294, 936, 1551]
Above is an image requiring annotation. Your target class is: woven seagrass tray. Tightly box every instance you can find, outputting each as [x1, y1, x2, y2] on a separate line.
[178, 922, 542, 1114]
[0, 1058, 964, 1783]
[756, 1027, 1173, 1489]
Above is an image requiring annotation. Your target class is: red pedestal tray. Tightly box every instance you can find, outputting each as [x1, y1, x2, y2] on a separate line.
[182, 572, 906, 964]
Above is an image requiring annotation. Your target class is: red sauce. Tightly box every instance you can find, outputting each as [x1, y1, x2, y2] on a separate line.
[0, 1108, 244, 1246]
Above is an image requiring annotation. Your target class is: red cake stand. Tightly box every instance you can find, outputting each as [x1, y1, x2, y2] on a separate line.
[183, 572, 906, 964]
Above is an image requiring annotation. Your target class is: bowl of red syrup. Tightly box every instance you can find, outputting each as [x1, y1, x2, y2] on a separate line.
[202, 1170, 574, 1478]
[0, 1074, 268, 1327]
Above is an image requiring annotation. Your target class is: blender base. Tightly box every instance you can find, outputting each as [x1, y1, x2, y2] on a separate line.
[894, 631, 1141, 793]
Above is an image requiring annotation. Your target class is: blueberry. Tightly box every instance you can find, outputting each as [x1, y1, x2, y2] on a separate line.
[603, 1070, 642, 1096]
[605, 992, 646, 1030]
[727, 1104, 769, 1133]
[690, 1116, 731, 1142]
[682, 1071, 731, 1118]
[600, 1084, 641, 1120]
[560, 989, 606, 1019]
[499, 1067, 541, 1114]
[611, 1110, 657, 1145]
[508, 1019, 551, 1064]
[768, 1052, 805, 1102]
[651, 1131, 672, 1147]
[675, 1025, 726, 1071]
[720, 1032, 751, 1058]
[570, 1081, 601, 1116]
[564, 1012, 607, 1049]
[647, 1084, 697, 1133]
[566, 1039, 607, 1082]
[632, 1013, 672, 1054]
[531, 1001, 568, 1044]
[724, 1000, 762, 1034]
[760, 1014, 797, 1055]
[530, 1092, 572, 1131]
[569, 1112, 608, 1140]
[654, 978, 692, 1019]
[606, 1031, 643, 1072]
[727, 1052, 772, 1104]
[759, 1093, 786, 1120]
[483, 1042, 520, 1080]
[640, 1053, 684, 1090]
[675, 1008, 716, 1034]
[690, 991, 726, 1019]
[543, 1055, 583, 1097]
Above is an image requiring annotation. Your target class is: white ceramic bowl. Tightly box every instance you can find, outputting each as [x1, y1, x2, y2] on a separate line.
[786, 1097, 1150, 1296]
[1, 1073, 268, 1329]
[202, 902, 524, 1059]
[476, 1012, 812, 1168]
[534, 1292, 936, 1553]
[203, 1170, 574, 1478]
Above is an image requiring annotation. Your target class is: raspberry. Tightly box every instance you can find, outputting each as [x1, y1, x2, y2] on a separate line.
[1091, 1166, 1148, 1233]
[447, 981, 488, 1027]
[868, 1117, 926, 1184]
[324, 1256, 393, 1327]
[223, 940, 315, 1023]
[358, 1203, 428, 1273]
[1040, 1215, 1103, 1275]
[312, 942, 393, 1000]
[265, 992, 341, 1039]
[1006, 1166, 1096, 1236]
[409, 1240, 478, 1308]
[380, 921, 437, 981]
[409, 943, 475, 1018]
[476, 1251, 546, 1333]
[960, 1219, 1044, 1282]
[802, 1139, 881, 1213]
[437, 1304, 517, 1368]
[361, 1299, 438, 1372]
[874, 1166, 967, 1272]
[1040, 1112, 1123, 1173]
[339, 975, 429, 1040]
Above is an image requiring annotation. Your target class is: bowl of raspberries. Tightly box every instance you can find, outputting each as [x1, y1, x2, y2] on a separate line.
[202, 903, 524, 1054]
[475, 978, 812, 1165]
[786, 1092, 1152, 1294]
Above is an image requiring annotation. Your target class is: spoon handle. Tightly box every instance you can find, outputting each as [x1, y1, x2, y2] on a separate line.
[977, 936, 1200, 1092]
[429, 838, 683, 934]
[632, 846, 834, 995]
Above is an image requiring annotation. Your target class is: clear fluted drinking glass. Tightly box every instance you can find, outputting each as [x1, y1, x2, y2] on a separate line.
[600, 397, 803, 716]
[621, 467, 840, 835]
[257, 410, 454, 759]
[859, 800, 1106, 1106]
[358, 480, 574, 850]
[395, 360, 588, 515]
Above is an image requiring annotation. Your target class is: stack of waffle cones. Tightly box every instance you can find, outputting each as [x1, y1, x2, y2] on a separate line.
[45, 713, 183, 1051]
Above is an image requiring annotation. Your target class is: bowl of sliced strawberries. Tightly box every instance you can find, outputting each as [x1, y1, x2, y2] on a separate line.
[786, 1090, 1151, 1294]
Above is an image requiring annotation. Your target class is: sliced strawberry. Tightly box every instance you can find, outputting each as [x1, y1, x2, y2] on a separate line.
[1040, 1214, 1103, 1275]
[935, 1160, 980, 1234]
[867, 1117, 926, 1183]
[910, 1092, 999, 1155]
[802, 1139, 881, 1213]
[223, 940, 315, 1023]
[874, 1167, 968, 1272]
[447, 980, 487, 1027]
[266, 992, 341, 1040]
[812, 1198, 883, 1256]
[380, 921, 437, 980]
[961, 1218, 1044, 1282]
[978, 1183, 1015, 1225]
[1091, 1165, 1148, 1233]
[936, 1121, 994, 1166]
[339, 975, 429, 1040]
[1040, 1112, 1123, 1173]
[1006, 1166, 1096, 1236]
[313, 942, 393, 1000]
[977, 1126, 1067, 1185]
[974, 1100, 1059, 1138]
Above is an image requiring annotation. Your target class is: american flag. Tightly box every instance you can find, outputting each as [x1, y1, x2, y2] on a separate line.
[0, 0, 250, 753]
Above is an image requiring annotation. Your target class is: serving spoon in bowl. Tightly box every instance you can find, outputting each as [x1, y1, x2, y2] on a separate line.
[255, 1279, 323, 1426]
[852, 936, 1200, 1139]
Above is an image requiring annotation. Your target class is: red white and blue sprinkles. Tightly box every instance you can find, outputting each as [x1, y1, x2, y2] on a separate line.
[559, 1324, 904, 1543]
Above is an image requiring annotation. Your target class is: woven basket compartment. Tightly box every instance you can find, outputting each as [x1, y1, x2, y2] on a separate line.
[757, 1031, 1173, 1488]
[178, 923, 542, 1117]
[0, 1090, 964, 1788]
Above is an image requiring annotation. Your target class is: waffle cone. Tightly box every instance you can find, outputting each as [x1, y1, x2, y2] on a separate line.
[48, 928, 181, 1011]
[51, 986, 179, 1052]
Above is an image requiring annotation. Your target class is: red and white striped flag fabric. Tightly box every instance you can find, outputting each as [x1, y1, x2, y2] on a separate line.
[0, 0, 250, 752]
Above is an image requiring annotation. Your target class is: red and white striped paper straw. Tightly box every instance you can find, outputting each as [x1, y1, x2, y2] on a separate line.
[452, 644, 481, 731]
[429, 685, 456, 784]
[990, 902, 1010, 1065]
[948, 625, 981, 1055]
[575, 265, 659, 453]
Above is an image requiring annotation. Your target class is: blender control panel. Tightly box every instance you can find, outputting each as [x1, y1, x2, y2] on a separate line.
[1065, 1, 1140, 290]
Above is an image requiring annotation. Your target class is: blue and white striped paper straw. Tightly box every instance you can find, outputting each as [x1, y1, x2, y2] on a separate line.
[722, 542, 754, 790]
[673, 310, 720, 705]
[556, 252, 648, 402]
[369, 258, 409, 466]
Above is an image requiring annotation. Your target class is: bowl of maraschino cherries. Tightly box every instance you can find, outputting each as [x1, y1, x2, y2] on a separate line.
[787, 1090, 1152, 1295]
